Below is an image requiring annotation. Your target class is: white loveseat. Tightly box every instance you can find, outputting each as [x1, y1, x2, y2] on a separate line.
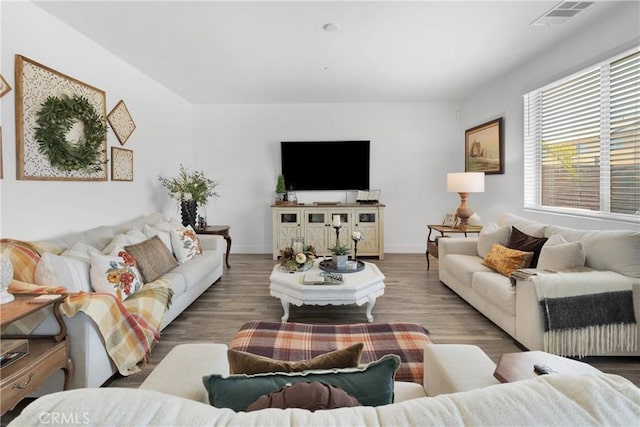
[6, 213, 225, 392]
[8, 343, 640, 426]
[439, 212, 640, 356]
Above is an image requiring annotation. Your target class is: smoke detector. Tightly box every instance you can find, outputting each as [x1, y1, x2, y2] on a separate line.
[531, 1, 593, 26]
[323, 23, 340, 32]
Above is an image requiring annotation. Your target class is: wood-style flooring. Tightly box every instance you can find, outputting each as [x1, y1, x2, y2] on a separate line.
[2, 254, 639, 424]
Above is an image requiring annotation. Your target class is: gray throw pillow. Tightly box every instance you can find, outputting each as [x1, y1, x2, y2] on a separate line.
[124, 236, 178, 283]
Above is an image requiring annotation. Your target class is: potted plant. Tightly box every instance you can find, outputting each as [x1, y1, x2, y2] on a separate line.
[159, 164, 220, 228]
[328, 242, 350, 269]
[275, 174, 286, 203]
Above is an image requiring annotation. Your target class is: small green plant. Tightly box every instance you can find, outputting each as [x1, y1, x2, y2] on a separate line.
[329, 242, 350, 256]
[275, 174, 286, 193]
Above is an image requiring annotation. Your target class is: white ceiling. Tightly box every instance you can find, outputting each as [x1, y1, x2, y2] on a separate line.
[33, 1, 630, 104]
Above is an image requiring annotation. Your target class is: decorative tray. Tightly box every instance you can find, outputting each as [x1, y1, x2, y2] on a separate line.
[318, 260, 365, 273]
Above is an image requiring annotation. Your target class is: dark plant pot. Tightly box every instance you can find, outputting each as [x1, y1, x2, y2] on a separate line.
[181, 200, 198, 228]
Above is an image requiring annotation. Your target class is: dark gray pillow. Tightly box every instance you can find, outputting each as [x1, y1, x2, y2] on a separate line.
[247, 381, 361, 412]
[203, 354, 400, 412]
[124, 236, 178, 283]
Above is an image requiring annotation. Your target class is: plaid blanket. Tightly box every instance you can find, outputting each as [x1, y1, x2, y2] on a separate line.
[229, 321, 431, 384]
[61, 280, 173, 376]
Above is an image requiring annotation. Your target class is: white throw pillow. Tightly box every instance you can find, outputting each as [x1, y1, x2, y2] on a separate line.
[477, 223, 511, 258]
[143, 224, 173, 252]
[62, 242, 99, 261]
[89, 251, 143, 300]
[102, 230, 147, 256]
[35, 252, 92, 293]
[170, 225, 203, 263]
[537, 233, 586, 272]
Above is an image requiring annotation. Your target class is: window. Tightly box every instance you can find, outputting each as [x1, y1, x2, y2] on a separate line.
[524, 49, 639, 221]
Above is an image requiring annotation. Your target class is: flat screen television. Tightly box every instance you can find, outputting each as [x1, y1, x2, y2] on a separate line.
[281, 141, 370, 191]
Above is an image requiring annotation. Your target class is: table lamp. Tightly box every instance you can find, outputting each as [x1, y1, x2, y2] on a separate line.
[447, 172, 485, 227]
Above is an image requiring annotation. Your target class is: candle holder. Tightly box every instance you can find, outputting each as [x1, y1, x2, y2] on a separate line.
[333, 225, 341, 244]
[353, 239, 358, 262]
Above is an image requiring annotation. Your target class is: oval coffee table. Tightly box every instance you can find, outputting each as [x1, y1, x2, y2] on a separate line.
[269, 260, 385, 323]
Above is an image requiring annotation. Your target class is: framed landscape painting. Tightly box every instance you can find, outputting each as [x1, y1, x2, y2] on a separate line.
[465, 117, 504, 174]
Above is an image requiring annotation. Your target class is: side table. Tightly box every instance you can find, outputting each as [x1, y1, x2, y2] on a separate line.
[1, 293, 73, 415]
[426, 224, 482, 270]
[493, 351, 600, 383]
[196, 225, 231, 269]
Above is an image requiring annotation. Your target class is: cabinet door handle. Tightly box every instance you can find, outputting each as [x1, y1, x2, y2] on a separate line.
[12, 373, 34, 389]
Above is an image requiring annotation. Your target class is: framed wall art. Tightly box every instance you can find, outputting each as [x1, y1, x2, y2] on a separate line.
[15, 55, 107, 181]
[465, 117, 504, 175]
[0, 74, 11, 98]
[107, 100, 136, 145]
[111, 146, 133, 181]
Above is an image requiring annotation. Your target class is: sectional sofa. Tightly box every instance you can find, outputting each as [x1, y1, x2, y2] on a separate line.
[439, 212, 640, 356]
[6, 213, 225, 392]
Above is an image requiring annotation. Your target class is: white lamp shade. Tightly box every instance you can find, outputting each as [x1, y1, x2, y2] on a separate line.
[447, 172, 485, 193]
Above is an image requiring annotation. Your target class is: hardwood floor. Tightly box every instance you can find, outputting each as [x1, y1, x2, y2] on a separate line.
[2, 253, 638, 424]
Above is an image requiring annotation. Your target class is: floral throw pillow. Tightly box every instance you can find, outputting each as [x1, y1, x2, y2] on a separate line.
[170, 225, 203, 263]
[89, 251, 143, 300]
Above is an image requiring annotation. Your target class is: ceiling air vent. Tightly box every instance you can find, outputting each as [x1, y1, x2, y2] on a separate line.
[531, 1, 594, 26]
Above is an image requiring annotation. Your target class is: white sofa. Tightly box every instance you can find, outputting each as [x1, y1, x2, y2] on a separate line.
[18, 213, 225, 391]
[439, 212, 640, 356]
[9, 343, 640, 426]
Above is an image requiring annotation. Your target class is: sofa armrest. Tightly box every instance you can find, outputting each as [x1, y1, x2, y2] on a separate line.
[198, 234, 225, 252]
[438, 237, 479, 259]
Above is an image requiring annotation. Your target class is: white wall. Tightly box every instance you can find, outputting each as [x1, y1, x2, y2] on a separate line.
[460, 2, 640, 231]
[193, 102, 461, 253]
[1, 2, 194, 240]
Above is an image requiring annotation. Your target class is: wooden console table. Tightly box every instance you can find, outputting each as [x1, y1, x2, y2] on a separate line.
[196, 225, 231, 268]
[426, 224, 482, 270]
[1, 294, 73, 415]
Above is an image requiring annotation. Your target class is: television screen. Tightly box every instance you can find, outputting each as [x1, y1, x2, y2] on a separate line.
[281, 141, 370, 191]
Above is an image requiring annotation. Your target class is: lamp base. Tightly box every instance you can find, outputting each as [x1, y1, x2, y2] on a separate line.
[456, 192, 473, 227]
[0, 290, 14, 304]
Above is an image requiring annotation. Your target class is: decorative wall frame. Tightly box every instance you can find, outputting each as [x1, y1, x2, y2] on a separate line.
[465, 117, 504, 175]
[0, 74, 11, 98]
[111, 146, 133, 181]
[107, 100, 136, 145]
[15, 55, 107, 181]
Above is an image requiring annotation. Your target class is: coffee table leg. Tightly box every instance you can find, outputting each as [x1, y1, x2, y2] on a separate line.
[280, 299, 290, 322]
[366, 295, 377, 322]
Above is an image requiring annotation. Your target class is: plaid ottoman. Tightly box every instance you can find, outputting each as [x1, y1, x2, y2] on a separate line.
[229, 320, 431, 384]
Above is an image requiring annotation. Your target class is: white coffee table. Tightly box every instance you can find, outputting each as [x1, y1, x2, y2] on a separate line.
[269, 260, 385, 323]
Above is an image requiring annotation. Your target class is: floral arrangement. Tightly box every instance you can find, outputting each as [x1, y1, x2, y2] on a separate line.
[280, 244, 317, 271]
[158, 164, 220, 205]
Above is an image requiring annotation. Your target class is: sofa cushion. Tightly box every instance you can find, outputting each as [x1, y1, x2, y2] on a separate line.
[477, 223, 511, 258]
[125, 236, 178, 283]
[246, 381, 361, 412]
[471, 272, 516, 315]
[443, 254, 493, 286]
[89, 251, 144, 300]
[481, 243, 533, 276]
[161, 271, 187, 296]
[545, 225, 640, 278]
[506, 227, 548, 268]
[537, 234, 585, 272]
[170, 225, 203, 263]
[171, 251, 219, 288]
[228, 343, 364, 375]
[202, 354, 400, 412]
[62, 241, 99, 261]
[35, 252, 92, 293]
[496, 212, 547, 237]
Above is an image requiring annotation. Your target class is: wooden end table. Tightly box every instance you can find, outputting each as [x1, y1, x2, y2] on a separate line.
[426, 224, 482, 270]
[1, 294, 73, 415]
[493, 351, 601, 383]
[196, 225, 231, 268]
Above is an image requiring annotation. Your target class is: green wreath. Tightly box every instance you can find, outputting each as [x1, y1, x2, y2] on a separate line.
[34, 94, 107, 173]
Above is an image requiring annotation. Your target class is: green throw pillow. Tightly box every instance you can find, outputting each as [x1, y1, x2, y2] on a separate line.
[202, 353, 400, 412]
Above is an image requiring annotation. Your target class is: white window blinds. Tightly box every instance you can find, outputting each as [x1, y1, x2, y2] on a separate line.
[524, 49, 639, 219]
